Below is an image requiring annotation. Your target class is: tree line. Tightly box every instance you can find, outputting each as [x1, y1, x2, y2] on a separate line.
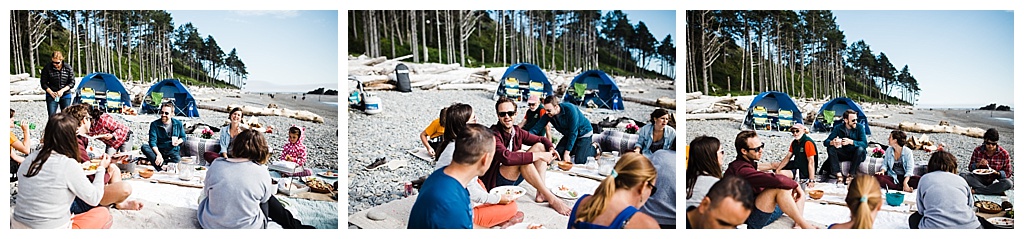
[10, 10, 246, 89]
[687, 10, 920, 105]
[349, 10, 676, 79]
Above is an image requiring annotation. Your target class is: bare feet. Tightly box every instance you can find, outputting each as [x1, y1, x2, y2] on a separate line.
[535, 193, 546, 203]
[548, 198, 571, 216]
[498, 211, 525, 229]
[114, 200, 144, 210]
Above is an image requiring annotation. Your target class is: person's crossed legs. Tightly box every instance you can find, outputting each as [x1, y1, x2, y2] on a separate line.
[749, 187, 813, 229]
[497, 142, 570, 215]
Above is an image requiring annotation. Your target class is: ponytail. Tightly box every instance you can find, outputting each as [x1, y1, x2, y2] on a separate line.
[845, 176, 882, 229]
[575, 153, 656, 224]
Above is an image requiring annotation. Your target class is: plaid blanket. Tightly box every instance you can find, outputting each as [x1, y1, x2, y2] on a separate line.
[592, 130, 638, 154]
[182, 137, 221, 158]
[840, 156, 885, 175]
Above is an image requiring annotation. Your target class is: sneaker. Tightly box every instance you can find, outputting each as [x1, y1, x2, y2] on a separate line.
[365, 157, 387, 170]
[410, 176, 427, 190]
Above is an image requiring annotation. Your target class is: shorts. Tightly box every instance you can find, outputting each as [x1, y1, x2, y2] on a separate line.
[70, 197, 98, 215]
[495, 174, 525, 187]
[745, 205, 783, 229]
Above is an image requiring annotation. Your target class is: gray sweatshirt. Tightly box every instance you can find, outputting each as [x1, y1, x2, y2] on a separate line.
[685, 175, 720, 209]
[197, 158, 274, 229]
[13, 151, 106, 229]
[915, 171, 981, 229]
[641, 149, 678, 226]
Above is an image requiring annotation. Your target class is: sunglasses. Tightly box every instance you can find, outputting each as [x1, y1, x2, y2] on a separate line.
[161, 111, 172, 115]
[984, 141, 998, 146]
[647, 181, 658, 195]
[497, 111, 516, 117]
[746, 143, 764, 152]
[791, 129, 802, 134]
[528, 103, 537, 107]
[52, 61, 61, 65]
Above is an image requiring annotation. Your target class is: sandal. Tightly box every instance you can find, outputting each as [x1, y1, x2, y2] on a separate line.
[365, 157, 387, 170]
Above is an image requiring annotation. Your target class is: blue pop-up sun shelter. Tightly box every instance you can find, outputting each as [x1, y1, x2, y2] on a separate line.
[813, 97, 872, 135]
[494, 63, 554, 101]
[142, 79, 199, 117]
[743, 91, 803, 130]
[73, 72, 133, 108]
[563, 70, 625, 110]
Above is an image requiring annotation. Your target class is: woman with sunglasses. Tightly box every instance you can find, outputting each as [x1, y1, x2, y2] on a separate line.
[634, 108, 675, 158]
[568, 152, 660, 229]
[771, 123, 817, 188]
[40, 51, 76, 117]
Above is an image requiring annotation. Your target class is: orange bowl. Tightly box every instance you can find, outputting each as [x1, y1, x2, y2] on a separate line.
[557, 161, 573, 171]
[139, 169, 155, 179]
[808, 190, 824, 200]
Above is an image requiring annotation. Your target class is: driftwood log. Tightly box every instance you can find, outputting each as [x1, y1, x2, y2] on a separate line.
[685, 113, 745, 122]
[198, 104, 325, 124]
[436, 83, 497, 91]
[9, 95, 45, 102]
[623, 96, 675, 109]
[897, 121, 986, 138]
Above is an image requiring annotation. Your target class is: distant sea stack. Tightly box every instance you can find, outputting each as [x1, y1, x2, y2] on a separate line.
[307, 87, 338, 95]
[979, 103, 1012, 111]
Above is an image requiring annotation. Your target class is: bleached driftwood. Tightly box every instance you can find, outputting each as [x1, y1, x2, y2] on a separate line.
[686, 92, 703, 100]
[623, 96, 675, 109]
[10, 73, 30, 83]
[685, 113, 745, 122]
[686, 96, 737, 114]
[198, 104, 325, 124]
[869, 121, 901, 130]
[9, 95, 45, 102]
[362, 56, 387, 66]
[362, 84, 396, 91]
[897, 121, 985, 138]
[437, 83, 497, 91]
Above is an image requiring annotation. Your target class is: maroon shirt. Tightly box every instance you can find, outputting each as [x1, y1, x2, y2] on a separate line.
[481, 125, 553, 189]
[724, 157, 797, 195]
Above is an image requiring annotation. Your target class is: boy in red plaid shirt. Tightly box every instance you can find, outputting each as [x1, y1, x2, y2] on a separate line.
[960, 128, 1013, 195]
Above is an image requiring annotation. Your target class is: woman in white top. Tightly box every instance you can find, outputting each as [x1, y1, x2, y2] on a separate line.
[12, 113, 111, 229]
[685, 136, 724, 209]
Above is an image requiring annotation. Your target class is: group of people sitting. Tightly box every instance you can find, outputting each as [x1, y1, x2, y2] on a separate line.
[686, 111, 1014, 229]
[10, 102, 315, 229]
[408, 96, 677, 229]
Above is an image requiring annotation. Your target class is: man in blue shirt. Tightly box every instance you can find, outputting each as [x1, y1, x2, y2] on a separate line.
[537, 96, 595, 164]
[823, 109, 868, 184]
[141, 103, 186, 171]
[408, 124, 496, 229]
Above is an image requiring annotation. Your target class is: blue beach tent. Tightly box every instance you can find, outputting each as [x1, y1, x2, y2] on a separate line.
[743, 91, 803, 131]
[562, 70, 625, 110]
[142, 79, 200, 117]
[813, 97, 872, 135]
[494, 63, 555, 101]
[73, 72, 133, 109]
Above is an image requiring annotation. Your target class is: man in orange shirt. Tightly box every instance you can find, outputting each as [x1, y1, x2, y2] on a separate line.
[772, 123, 818, 188]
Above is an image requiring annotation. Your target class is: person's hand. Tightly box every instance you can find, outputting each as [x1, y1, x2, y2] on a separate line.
[793, 186, 805, 202]
[45, 88, 56, 98]
[284, 154, 293, 162]
[113, 154, 130, 163]
[426, 147, 435, 157]
[875, 171, 884, 175]
[498, 194, 514, 205]
[978, 159, 990, 168]
[536, 151, 554, 163]
[634, 147, 641, 154]
[842, 138, 853, 146]
[903, 184, 913, 193]
[563, 152, 571, 163]
[100, 134, 114, 140]
[98, 154, 112, 169]
[20, 123, 29, 132]
[154, 151, 164, 166]
[171, 137, 182, 147]
[807, 181, 815, 188]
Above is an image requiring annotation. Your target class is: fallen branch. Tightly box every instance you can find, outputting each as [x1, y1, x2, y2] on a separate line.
[623, 96, 675, 109]
[362, 56, 387, 66]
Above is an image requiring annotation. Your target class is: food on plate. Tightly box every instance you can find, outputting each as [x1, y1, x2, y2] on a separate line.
[305, 177, 334, 193]
[527, 223, 544, 229]
[973, 168, 997, 175]
[82, 162, 100, 171]
[321, 171, 336, 177]
[556, 185, 578, 198]
[504, 188, 523, 195]
[976, 200, 1003, 214]
[987, 217, 1013, 226]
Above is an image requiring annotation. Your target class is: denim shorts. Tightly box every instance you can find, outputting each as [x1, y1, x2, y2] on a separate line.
[745, 205, 783, 229]
[70, 197, 97, 215]
[494, 174, 525, 187]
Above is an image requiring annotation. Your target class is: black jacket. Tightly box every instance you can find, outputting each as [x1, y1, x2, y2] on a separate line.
[40, 62, 75, 92]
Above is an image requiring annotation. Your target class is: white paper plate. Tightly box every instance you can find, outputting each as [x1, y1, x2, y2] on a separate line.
[973, 169, 997, 175]
[987, 217, 1013, 226]
[550, 185, 580, 199]
[489, 186, 527, 201]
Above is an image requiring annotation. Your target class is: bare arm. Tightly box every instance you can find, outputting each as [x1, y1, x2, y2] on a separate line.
[419, 130, 434, 155]
[11, 149, 25, 164]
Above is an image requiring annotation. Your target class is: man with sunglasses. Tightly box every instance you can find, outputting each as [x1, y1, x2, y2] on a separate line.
[822, 109, 868, 184]
[961, 128, 1013, 195]
[141, 103, 187, 171]
[40, 51, 76, 117]
[518, 95, 552, 142]
[485, 97, 569, 215]
[724, 130, 815, 229]
[772, 123, 817, 188]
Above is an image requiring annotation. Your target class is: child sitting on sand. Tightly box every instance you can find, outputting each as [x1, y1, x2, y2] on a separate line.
[281, 126, 311, 177]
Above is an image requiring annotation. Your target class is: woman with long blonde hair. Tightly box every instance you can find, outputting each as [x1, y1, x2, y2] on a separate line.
[567, 152, 660, 229]
[828, 176, 882, 229]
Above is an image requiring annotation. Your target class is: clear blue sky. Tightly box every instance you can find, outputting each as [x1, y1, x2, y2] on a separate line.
[833, 10, 1013, 108]
[167, 10, 339, 93]
[619, 10, 676, 78]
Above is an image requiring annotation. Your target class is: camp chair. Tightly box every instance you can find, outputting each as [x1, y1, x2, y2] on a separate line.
[174, 93, 196, 118]
[778, 109, 794, 131]
[147, 92, 164, 114]
[504, 77, 521, 101]
[591, 84, 615, 109]
[571, 82, 588, 106]
[106, 91, 123, 113]
[528, 81, 545, 100]
[80, 88, 97, 106]
[822, 110, 836, 132]
[752, 106, 769, 130]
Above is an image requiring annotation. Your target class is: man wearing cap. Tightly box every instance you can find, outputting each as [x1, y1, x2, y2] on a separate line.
[772, 123, 818, 188]
[518, 95, 552, 142]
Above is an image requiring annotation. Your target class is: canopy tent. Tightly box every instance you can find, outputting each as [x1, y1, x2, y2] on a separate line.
[814, 97, 872, 135]
[742, 91, 802, 131]
[494, 63, 554, 102]
[562, 70, 625, 110]
[141, 79, 200, 117]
